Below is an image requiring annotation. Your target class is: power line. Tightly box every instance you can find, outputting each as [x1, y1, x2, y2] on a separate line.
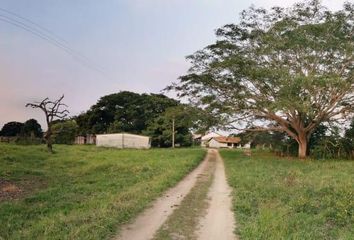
[0, 9, 107, 75]
[0, 15, 104, 74]
[0, 7, 71, 46]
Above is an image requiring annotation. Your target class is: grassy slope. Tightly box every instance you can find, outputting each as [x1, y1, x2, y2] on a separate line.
[0, 144, 205, 240]
[221, 150, 354, 240]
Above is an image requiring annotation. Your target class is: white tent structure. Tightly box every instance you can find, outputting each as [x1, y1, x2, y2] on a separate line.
[96, 133, 151, 149]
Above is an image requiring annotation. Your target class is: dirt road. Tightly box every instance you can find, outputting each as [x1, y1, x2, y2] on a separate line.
[114, 149, 237, 240]
[115, 152, 210, 240]
[196, 150, 237, 240]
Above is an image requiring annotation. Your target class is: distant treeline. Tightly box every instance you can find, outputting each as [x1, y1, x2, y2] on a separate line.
[0, 119, 43, 145]
[74, 91, 213, 147]
[237, 121, 354, 159]
[0, 91, 213, 147]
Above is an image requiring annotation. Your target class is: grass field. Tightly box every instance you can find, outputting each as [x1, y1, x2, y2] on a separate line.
[0, 144, 205, 240]
[221, 150, 354, 240]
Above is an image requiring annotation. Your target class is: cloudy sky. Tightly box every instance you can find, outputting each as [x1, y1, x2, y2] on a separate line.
[0, 0, 347, 128]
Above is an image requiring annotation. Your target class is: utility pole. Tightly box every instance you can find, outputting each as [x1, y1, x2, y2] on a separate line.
[172, 118, 175, 148]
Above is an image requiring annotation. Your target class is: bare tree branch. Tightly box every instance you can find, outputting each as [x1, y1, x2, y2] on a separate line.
[26, 94, 69, 152]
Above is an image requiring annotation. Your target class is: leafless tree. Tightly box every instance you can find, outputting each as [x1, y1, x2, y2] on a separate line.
[26, 95, 69, 153]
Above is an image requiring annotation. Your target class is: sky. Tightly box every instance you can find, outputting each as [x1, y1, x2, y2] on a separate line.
[0, 0, 347, 129]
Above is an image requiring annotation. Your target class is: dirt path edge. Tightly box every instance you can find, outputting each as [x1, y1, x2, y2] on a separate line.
[114, 150, 210, 240]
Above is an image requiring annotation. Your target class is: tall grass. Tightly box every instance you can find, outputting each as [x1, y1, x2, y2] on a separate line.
[221, 150, 354, 240]
[0, 144, 205, 239]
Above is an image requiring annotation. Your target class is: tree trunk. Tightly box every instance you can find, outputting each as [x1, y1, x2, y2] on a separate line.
[45, 127, 53, 153]
[47, 140, 53, 153]
[297, 135, 308, 159]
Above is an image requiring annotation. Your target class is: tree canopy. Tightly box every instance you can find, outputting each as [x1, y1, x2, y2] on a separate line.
[0, 121, 24, 137]
[76, 91, 213, 147]
[0, 119, 42, 139]
[76, 91, 179, 135]
[143, 105, 201, 147]
[170, 0, 354, 158]
[22, 119, 43, 138]
[52, 120, 78, 144]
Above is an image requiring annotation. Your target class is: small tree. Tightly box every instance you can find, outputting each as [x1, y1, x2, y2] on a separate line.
[26, 95, 69, 152]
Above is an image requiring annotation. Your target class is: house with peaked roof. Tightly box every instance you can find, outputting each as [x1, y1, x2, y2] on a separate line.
[200, 132, 223, 147]
[208, 136, 241, 149]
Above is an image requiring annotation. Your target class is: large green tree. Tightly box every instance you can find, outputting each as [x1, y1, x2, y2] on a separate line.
[171, 0, 354, 158]
[76, 91, 179, 135]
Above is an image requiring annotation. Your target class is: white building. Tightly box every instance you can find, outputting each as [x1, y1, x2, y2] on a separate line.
[201, 132, 223, 147]
[96, 133, 151, 149]
[208, 136, 241, 149]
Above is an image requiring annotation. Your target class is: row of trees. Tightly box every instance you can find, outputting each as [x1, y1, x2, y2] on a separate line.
[0, 118, 78, 146]
[0, 119, 43, 138]
[75, 91, 214, 147]
[238, 120, 354, 159]
[2, 92, 213, 150]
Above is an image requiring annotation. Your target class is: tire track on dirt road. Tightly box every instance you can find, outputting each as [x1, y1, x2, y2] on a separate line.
[114, 151, 210, 240]
[196, 150, 237, 240]
[114, 149, 237, 240]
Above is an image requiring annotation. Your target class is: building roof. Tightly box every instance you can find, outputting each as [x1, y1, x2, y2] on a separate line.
[201, 132, 222, 141]
[96, 133, 150, 139]
[211, 136, 241, 144]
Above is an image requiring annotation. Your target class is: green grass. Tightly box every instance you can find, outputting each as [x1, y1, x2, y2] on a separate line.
[221, 149, 354, 240]
[0, 144, 205, 240]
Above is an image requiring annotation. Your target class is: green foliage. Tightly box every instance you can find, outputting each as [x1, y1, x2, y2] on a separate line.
[343, 119, 354, 158]
[75, 91, 212, 147]
[52, 120, 78, 144]
[22, 119, 43, 138]
[144, 105, 204, 147]
[0, 144, 205, 239]
[222, 150, 354, 239]
[310, 127, 345, 159]
[0, 122, 24, 137]
[75, 91, 178, 135]
[241, 122, 354, 159]
[236, 130, 296, 154]
[0, 120, 43, 144]
[172, 0, 354, 158]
